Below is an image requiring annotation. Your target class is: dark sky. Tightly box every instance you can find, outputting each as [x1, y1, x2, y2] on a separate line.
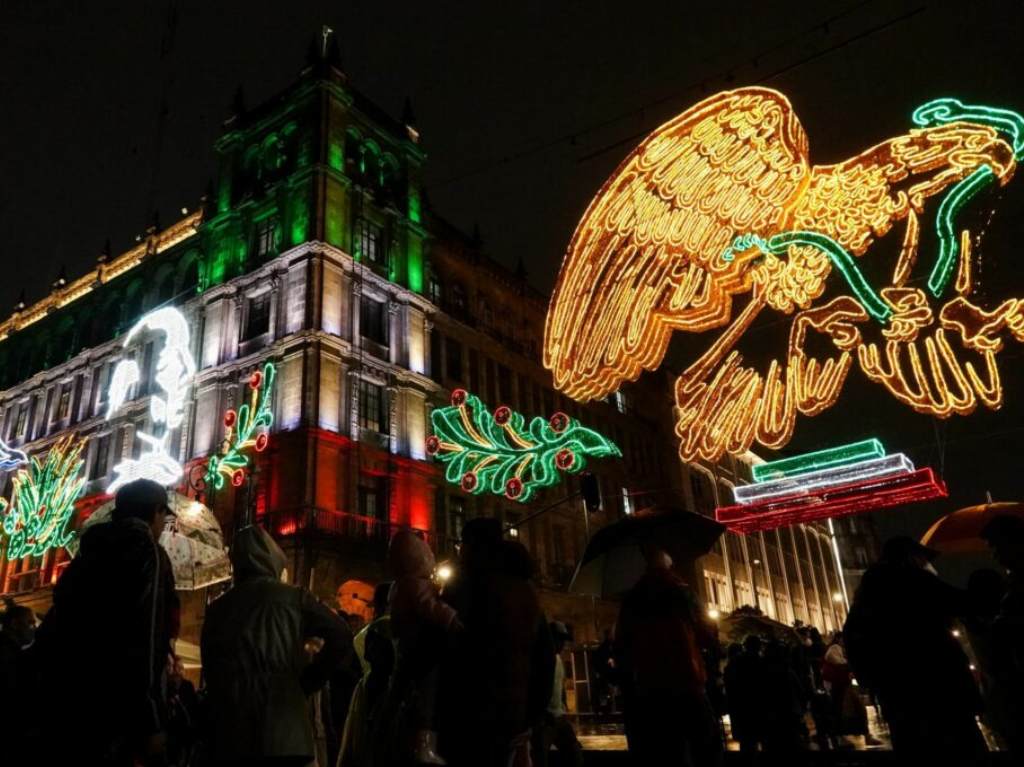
[2, 0, 1023, 574]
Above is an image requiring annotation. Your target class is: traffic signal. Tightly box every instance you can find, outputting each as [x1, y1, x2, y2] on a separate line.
[580, 472, 601, 513]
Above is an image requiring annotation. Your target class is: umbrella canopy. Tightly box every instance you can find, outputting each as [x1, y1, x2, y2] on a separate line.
[570, 506, 725, 599]
[920, 502, 1024, 553]
[73, 492, 231, 590]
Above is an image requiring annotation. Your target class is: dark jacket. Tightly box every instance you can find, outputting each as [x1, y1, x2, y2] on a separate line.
[844, 559, 978, 713]
[615, 566, 706, 697]
[36, 516, 178, 741]
[443, 562, 555, 742]
[201, 525, 352, 762]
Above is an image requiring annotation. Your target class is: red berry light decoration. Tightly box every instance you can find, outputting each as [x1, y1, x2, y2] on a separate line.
[460, 472, 479, 492]
[425, 435, 441, 455]
[451, 388, 468, 407]
[254, 432, 269, 452]
[494, 405, 512, 425]
[505, 477, 524, 500]
[224, 409, 237, 428]
[249, 370, 263, 389]
[549, 412, 570, 433]
[231, 469, 246, 487]
[556, 448, 576, 471]
[205, 362, 277, 491]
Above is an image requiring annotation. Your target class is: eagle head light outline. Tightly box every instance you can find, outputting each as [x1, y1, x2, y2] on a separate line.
[543, 88, 1024, 462]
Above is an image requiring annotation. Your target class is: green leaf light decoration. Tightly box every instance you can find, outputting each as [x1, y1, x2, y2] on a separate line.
[1, 435, 87, 560]
[426, 389, 621, 502]
[205, 362, 276, 490]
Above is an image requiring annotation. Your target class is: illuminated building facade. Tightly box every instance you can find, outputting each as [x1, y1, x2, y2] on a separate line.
[0, 55, 858, 648]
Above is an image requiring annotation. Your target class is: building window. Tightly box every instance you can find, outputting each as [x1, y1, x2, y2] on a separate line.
[479, 299, 493, 326]
[244, 292, 272, 341]
[358, 379, 387, 433]
[140, 342, 155, 396]
[445, 337, 463, 381]
[451, 283, 466, 313]
[358, 478, 387, 521]
[428, 271, 442, 305]
[621, 487, 634, 516]
[14, 405, 27, 439]
[254, 217, 278, 259]
[449, 497, 465, 542]
[92, 434, 110, 479]
[356, 218, 384, 267]
[57, 386, 72, 421]
[430, 328, 443, 382]
[612, 390, 627, 413]
[360, 297, 388, 346]
[497, 364, 512, 403]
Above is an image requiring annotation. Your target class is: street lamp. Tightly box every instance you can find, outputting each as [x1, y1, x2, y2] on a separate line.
[832, 592, 844, 603]
[708, 608, 721, 620]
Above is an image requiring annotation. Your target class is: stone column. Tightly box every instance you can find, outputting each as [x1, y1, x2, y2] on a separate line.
[348, 369, 361, 441]
[387, 385, 399, 454]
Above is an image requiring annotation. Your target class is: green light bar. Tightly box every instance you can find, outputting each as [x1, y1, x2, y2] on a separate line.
[752, 439, 886, 483]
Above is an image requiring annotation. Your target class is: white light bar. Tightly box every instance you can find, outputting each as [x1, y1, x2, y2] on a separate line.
[734, 453, 915, 505]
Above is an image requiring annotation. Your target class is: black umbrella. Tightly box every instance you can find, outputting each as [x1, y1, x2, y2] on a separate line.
[569, 506, 725, 598]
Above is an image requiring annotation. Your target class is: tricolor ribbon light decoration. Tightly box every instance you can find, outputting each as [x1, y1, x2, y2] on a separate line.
[716, 439, 946, 533]
[426, 389, 620, 503]
[205, 363, 276, 490]
[0, 435, 87, 560]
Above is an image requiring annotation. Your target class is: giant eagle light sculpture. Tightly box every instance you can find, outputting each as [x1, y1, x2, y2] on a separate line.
[544, 88, 1024, 462]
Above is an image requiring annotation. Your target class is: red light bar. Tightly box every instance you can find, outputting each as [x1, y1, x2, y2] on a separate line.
[716, 468, 947, 534]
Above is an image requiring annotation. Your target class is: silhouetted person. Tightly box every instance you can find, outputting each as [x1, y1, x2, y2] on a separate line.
[440, 521, 555, 767]
[36, 478, 178, 766]
[339, 582, 394, 767]
[844, 536, 984, 762]
[761, 639, 808, 755]
[201, 525, 352, 767]
[981, 514, 1024, 754]
[591, 628, 617, 714]
[615, 542, 722, 766]
[961, 568, 1007, 750]
[387, 530, 462, 764]
[0, 598, 35, 762]
[723, 638, 761, 754]
[533, 621, 584, 767]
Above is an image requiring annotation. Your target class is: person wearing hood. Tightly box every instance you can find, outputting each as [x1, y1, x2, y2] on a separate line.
[34, 478, 179, 767]
[0, 598, 36, 763]
[201, 525, 352, 767]
[386, 530, 462, 765]
[843, 535, 983, 761]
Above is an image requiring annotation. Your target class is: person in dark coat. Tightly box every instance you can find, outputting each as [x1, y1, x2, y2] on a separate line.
[843, 535, 984, 762]
[201, 525, 352, 767]
[0, 598, 36, 763]
[760, 639, 808, 755]
[615, 541, 722, 766]
[35, 478, 179, 767]
[533, 621, 584, 767]
[440, 521, 555, 767]
[981, 514, 1024, 754]
[723, 638, 763, 753]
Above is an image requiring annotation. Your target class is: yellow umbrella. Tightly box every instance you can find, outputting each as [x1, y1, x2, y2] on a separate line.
[920, 502, 1024, 553]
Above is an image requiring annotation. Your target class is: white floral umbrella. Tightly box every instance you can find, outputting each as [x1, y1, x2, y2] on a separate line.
[74, 492, 231, 591]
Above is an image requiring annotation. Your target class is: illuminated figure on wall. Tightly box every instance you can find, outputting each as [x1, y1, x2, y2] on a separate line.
[106, 307, 197, 492]
[545, 88, 1024, 462]
[0, 439, 28, 472]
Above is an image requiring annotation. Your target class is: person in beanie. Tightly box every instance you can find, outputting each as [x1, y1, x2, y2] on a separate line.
[35, 478, 179, 766]
[201, 525, 352, 767]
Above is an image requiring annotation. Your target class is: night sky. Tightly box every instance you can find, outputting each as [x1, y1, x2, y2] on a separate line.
[2, 1, 1023, 577]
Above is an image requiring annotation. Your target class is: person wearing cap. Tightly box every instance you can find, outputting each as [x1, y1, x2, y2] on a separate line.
[843, 535, 984, 760]
[532, 621, 583, 767]
[35, 478, 179, 766]
[980, 514, 1024, 754]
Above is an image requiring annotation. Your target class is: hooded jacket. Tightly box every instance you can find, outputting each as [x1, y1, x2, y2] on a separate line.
[388, 530, 459, 650]
[201, 526, 352, 762]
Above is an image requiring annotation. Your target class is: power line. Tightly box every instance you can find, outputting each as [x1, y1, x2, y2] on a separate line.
[424, 0, 918, 190]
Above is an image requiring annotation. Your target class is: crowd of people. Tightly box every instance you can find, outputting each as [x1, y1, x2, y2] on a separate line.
[0, 477, 1023, 767]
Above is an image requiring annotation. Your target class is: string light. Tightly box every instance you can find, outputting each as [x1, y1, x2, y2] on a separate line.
[0, 439, 28, 472]
[107, 307, 197, 492]
[544, 87, 1023, 463]
[427, 389, 620, 503]
[734, 453, 914, 505]
[752, 438, 884, 482]
[0, 435, 87, 560]
[206, 363, 276, 490]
